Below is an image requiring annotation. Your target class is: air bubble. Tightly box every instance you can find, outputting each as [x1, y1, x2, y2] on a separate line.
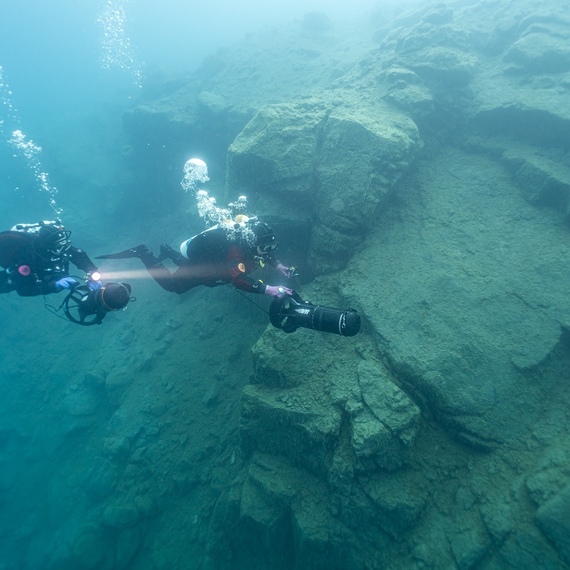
[97, 0, 143, 87]
[180, 157, 256, 243]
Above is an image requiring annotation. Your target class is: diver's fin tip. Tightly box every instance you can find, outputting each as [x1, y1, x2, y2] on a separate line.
[95, 245, 147, 260]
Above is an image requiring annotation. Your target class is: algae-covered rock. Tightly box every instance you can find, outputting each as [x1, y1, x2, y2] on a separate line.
[504, 30, 570, 74]
[350, 361, 420, 470]
[362, 470, 428, 535]
[342, 148, 570, 449]
[501, 145, 570, 213]
[399, 46, 477, 86]
[385, 80, 434, 120]
[72, 531, 107, 569]
[197, 90, 230, 115]
[240, 383, 341, 477]
[357, 361, 419, 447]
[219, 453, 356, 570]
[535, 484, 570, 564]
[9, 1, 570, 569]
[61, 384, 104, 417]
[291, 503, 352, 570]
[315, 100, 420, 230]
[252, 325, 330, 389]
[102, 503, 141, 529]
[228, 100, 325, 196]
[449, 526, 491, 570]
[237, 456, 296, 568]
[385, 4, 477, 87]
[493, 531, 564, 569]
[115, 525, 145, 569]
[525, 442, 570, 506]
[238, 477, 291, 567]
[351, 408, 392, 462]
[228, 94, 421, 272]
[82, 459, 118, 501]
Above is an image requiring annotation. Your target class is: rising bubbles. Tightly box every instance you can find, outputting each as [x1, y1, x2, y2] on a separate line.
[181, 157, 253, 241]
[0, 67, 62, 217]
[98, 0, 143, 87]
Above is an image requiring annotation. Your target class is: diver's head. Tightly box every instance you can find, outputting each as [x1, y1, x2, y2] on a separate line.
[37, 222, 71, 256]
[251, 221, 277, 256]
[99, 282, 132, 312]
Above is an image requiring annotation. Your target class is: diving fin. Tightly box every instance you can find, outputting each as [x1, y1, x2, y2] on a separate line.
[95, 244, 150, 260]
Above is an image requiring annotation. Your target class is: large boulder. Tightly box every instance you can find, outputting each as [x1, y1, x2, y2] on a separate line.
[535, 484, 570, 564]
[341, 147, 570, 449]
[352, 361, 420, 470]
[221, 453, 355, 570]
[504, 24, 570, 74]
[228, 95, 421, 273]
[462, 6, 570, 218]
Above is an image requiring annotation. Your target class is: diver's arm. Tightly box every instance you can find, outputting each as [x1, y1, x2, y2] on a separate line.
[41, 277, 63, 295]
[231, 271, 267, 294]
[264, 254, 295, 278]
[231, 273, 292, 297]
[69, 246, 98, 274]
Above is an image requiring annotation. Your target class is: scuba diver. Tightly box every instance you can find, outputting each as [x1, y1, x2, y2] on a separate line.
[97, 217, 296, 298]
[97, 216, 360, 336]
[0, 221, 100, 296]
[61, 281, 134, 326]
[0, 220, 134, 325]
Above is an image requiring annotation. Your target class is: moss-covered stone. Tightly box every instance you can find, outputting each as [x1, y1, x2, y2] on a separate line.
[535, 484, 570, 564]
[228, 94, 421, 272]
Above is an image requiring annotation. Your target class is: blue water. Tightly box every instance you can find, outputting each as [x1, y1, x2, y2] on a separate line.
[0, 0, 375, 127]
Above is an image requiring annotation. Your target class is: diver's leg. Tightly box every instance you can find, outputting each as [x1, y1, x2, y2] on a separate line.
[139, 253, 182, 293]
[138, 250, 197, 294]
[158, 244, 185, 266]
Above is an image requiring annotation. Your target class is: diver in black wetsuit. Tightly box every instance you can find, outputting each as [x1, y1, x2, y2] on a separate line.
[0, 221, 100, 296]
[98, 218, 295, 298]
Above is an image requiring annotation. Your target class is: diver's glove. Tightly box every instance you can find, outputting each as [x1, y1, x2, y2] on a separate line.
[55, 276, 80, 291]
[264, 285, 293, 298]
[88, 279, 102, 291]
[276, 263, 294, 279]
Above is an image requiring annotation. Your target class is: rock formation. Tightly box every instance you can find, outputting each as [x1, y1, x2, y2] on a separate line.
[1, 0, 570, 568]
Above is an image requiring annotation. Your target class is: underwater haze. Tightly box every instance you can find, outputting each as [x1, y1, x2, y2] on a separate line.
[0, 0, 380, 227]
[1, 0, 570, 568]
[0, 0, 379, 125]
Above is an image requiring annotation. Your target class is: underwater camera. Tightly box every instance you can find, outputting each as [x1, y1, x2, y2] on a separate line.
[269, 291, 360, 336]
[63, 282, 134, 326]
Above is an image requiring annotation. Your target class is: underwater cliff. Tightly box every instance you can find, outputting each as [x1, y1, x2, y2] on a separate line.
[1, 0, 570, 568]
